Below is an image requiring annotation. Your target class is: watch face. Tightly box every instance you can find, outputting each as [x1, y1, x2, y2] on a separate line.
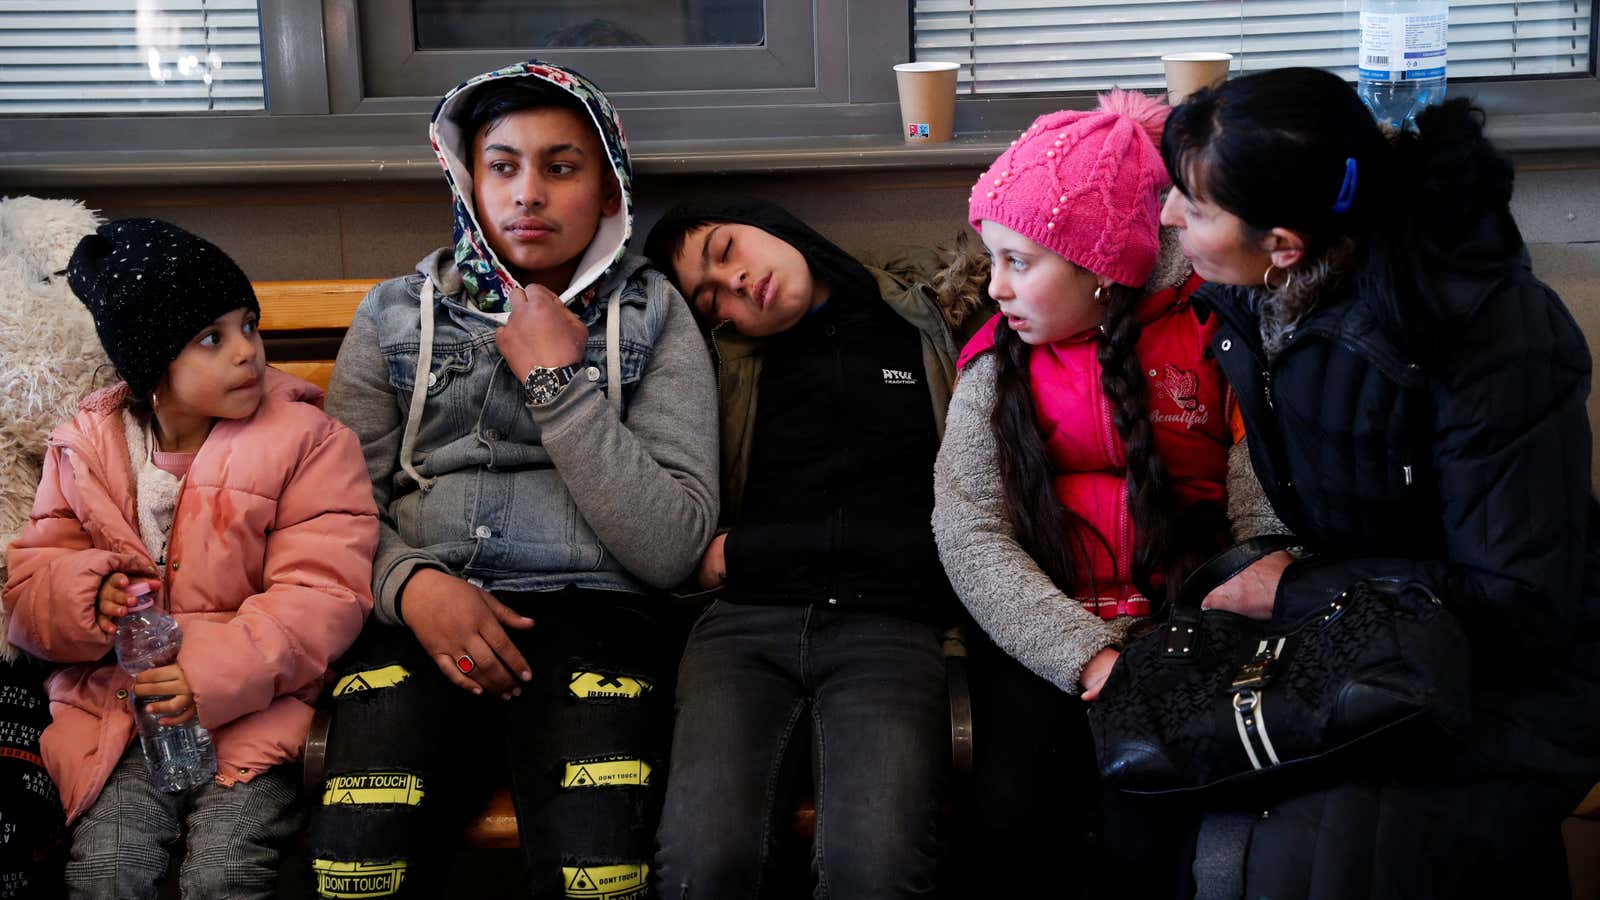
[525, 369, 560, 404]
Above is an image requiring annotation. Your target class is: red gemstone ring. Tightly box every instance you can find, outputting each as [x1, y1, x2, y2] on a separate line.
[455, 654, 476, 675]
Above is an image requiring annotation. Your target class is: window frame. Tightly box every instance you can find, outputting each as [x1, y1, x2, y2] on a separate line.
[347, 0, 820, 106]
[0, 0, 1595, 187]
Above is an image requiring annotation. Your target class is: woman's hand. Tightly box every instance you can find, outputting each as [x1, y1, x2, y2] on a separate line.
[495, 283, 588, 382]
[697, 534, 728, 590]
[1200, 550, 1293, 620]
[1080, 647, 1120, 701]
[96, 570, 158, 635]
[401, 569, 536, 699]
[132, 664, 197, 726]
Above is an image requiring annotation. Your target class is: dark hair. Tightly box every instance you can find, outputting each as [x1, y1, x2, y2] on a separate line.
[642, 212, 716, 286]
[1162, 68, 1393, 257]
[990, 283, 1182, 602]
[1162, 66, 1514, 354]
[459, 78, 589, 149]
[642, 199, 879, 320]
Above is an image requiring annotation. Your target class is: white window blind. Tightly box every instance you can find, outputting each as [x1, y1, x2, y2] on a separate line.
[914, 0, 1593, 94]
[0, 0, 264, 114]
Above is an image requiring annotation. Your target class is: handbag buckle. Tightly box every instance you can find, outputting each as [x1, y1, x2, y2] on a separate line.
[1231, 637, 1288, 690]
[1231, 651, 1275, 690]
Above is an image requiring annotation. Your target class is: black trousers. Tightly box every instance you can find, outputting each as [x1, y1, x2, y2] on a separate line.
[0, 654, 64, 900]
[951, 633, 1197, 900]
[306, 587, 681, 900]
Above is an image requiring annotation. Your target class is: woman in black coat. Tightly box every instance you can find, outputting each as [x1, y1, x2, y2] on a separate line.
[1158, 67, 1600, 898]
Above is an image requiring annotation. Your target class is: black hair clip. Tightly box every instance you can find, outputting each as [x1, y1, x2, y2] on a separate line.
[1331, 157, 1358, 214]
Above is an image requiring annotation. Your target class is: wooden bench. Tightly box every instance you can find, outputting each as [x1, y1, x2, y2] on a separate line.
[258, 278, 974, 852]
[257, 278, 372, 393]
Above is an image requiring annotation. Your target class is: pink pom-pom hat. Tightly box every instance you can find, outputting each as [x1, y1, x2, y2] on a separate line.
[968, 89, 1172, 287]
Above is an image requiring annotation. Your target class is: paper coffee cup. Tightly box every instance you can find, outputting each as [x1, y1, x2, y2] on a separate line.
[894, 62, 959, 143]
[1162, 52, 1233, 106]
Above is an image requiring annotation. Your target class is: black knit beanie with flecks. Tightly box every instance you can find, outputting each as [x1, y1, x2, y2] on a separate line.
[66, 218, 259, 399]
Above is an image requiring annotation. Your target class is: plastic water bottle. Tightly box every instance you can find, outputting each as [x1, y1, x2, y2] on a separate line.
[1357, 0, 1448, 130]
[114, 581, 216, 792]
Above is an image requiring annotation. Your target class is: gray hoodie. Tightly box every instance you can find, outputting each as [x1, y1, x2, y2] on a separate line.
[325, 60, 718, 623]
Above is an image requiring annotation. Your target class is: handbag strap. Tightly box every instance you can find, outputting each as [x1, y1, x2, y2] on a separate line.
[1177, 535, 1301, 614]
[1162, 535, 1300, 658]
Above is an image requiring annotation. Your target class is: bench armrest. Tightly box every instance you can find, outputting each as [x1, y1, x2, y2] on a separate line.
[303, 705, 332, 792]
[942, 625, 974, 774]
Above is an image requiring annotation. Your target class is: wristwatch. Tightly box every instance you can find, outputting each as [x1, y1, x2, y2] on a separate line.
[522, 364, 578, 406]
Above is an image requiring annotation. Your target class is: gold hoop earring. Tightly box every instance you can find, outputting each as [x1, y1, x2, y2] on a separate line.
[1263, 264, 1293, 292]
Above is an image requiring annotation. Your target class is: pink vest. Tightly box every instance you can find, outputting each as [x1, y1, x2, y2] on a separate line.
[959, 274, 1230, 618]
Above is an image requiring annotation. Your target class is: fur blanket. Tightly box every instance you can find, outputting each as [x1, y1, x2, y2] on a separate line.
[0, 196, 109, 660]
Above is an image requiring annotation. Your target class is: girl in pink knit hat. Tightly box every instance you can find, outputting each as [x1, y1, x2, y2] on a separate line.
[932, 91, 1262, 892]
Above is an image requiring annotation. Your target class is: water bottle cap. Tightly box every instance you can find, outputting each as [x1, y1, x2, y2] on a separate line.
[124, 581, 156, 611]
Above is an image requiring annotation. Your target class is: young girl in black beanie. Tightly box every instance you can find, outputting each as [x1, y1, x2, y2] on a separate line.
[4, 218, 378, 899]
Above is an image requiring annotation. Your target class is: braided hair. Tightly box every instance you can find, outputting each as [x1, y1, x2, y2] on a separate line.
[990, 280, 1180, 601]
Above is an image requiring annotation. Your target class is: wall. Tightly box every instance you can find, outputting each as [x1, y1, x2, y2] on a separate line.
[19, 158, 1600, 484]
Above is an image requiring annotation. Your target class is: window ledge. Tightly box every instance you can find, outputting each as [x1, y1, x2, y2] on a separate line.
[3, 114, 1597, 187]
[0, 132, 1011, 187]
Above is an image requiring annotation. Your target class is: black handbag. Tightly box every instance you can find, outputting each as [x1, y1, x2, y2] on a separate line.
[1086, 536, 1472, 796]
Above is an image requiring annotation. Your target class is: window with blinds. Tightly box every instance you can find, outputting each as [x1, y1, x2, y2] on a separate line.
[0, 0, 264, 115]
[913, 0, 1594, 95]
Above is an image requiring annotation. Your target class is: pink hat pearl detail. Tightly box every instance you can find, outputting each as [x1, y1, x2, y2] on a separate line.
[967, 90, 1172, 288]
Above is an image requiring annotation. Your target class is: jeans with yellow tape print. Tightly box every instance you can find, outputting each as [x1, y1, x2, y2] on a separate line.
[306, 586, 681, 900]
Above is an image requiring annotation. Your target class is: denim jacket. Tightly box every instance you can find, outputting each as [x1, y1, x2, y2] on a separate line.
[327, 249, 719, 623]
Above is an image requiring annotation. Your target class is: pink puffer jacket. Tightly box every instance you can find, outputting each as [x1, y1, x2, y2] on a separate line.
[3, 368, 378, 823]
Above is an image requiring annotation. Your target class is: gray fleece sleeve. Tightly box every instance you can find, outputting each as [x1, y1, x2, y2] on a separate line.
[932, 354, 1132, 694]
[324, 292, 446, 624]
[529, 291, 720, 590]
[1226, 439, 1293, 542]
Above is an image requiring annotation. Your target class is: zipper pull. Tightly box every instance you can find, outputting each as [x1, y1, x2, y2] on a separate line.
[1262, 369, 1275, 412]
[1402, 464, 1413, 486]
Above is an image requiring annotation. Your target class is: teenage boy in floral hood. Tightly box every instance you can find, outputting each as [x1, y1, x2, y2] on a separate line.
[307, 60, 718, 899]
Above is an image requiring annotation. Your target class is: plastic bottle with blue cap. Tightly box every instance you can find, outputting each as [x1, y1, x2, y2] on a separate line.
[1357, 0, 1449, 130]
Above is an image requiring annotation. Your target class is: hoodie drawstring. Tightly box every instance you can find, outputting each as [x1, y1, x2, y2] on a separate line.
[399, 277, 439, 492]
[398, 276, 627, 493]
[605, 289, 624, 419]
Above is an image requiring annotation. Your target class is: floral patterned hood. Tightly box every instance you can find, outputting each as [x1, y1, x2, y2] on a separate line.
[429, 59, 634, 317]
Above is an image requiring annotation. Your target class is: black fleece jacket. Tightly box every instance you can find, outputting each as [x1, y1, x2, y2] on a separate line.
[723, 289, 957, 623]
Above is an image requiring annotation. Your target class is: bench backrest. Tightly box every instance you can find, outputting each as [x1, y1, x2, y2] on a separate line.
[255, 280, 376, 390]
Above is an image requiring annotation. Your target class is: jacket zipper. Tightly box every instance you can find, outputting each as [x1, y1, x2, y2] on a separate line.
[1231, 327, 1311, 530]
[161, 479, 186, 599]
[708, 321, 728, 401]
